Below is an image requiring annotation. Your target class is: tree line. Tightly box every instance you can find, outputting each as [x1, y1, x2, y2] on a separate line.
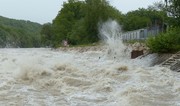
[0, 0, 179, 51]
[0, 16, 42, 48]
[41, 0, 123, 47]
[41, 0, 173, 47]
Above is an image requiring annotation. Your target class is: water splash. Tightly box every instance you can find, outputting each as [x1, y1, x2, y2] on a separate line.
[98, 20, 130, 59]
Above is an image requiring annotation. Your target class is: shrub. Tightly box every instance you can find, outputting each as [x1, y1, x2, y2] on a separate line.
[146, 27, 180, 53]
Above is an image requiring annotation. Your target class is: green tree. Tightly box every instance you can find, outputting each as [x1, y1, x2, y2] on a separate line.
[165, 0, 180, 26]
[122, 8, 167, 31]
[0, 16, 42, 48]
[41, 23, 54, 46]
[83, 0, 110, 43]
[52, 0, 124, 45]
[146, 27, 180, 53]
[0, 26, 8, 47]
[52, 0, 85, 46]
[148, 1, 166, 11]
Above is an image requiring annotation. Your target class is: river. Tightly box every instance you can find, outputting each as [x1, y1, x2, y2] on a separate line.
[0, 48, 179, 106]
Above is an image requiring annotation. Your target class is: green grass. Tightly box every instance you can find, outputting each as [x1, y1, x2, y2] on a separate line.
[123, 40, 146, 44]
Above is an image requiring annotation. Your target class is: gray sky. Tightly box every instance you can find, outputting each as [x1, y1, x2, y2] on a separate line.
[0, 0, 161, 24]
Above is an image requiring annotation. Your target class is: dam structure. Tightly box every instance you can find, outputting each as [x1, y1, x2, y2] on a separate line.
[161, 51, 180, 72]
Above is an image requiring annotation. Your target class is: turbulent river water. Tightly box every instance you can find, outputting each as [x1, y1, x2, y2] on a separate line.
[0, 20, 179, 106]
[0, 48, 179, 106]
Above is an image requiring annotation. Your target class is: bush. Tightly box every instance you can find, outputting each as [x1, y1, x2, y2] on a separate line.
[146, 27, 180, 53]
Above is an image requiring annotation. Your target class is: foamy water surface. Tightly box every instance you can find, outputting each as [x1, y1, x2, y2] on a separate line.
[0, 48, 179, 106]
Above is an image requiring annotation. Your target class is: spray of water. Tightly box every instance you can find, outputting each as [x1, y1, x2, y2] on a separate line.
[98, 19, 130, 58]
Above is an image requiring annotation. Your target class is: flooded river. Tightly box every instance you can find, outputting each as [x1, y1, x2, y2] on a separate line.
[0, 20, 179, 106]
[0, 48, 179, 106]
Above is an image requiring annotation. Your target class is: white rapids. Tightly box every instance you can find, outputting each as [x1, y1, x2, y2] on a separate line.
[0, 48, 179, 106]
[0, 20, 179, 106]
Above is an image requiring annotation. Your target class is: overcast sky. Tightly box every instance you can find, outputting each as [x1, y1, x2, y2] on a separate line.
[0, 0, 161, 24]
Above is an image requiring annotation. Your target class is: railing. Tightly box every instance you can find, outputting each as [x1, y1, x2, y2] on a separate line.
[121, 26, 161, 41]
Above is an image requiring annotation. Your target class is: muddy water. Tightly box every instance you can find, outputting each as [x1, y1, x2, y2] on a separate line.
[0, 48, 179, 106]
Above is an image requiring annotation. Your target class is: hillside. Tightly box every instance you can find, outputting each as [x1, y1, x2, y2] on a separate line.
[0, 16, 42, 47]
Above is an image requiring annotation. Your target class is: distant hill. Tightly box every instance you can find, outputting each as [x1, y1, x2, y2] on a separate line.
[0, 16, 42, 47]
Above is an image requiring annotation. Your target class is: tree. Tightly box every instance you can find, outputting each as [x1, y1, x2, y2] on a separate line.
[165, 0, 180, 25]
[52, 0, 85, 46]
[146, 27, 180, 53]
[148, 1, 166, 11]
[0, 16, 42, 48]
[0, 26, 8, 47]
[41, 23, 54, 46]
[123, 13, 151, 31]
[52, 0, 123, 45]
[122, 8, 167, 31]
[83, 0, 111, 43]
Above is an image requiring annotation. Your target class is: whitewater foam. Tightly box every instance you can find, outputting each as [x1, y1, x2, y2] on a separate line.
[0, 20, 179, 105]
[0, 48, 179, 106]
[98, 19, 131, 59]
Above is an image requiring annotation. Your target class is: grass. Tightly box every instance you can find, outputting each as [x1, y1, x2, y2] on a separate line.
[123, 40, 146, 44]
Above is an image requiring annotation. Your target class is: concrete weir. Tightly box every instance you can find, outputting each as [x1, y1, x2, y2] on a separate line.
[161, 51, 180, 72]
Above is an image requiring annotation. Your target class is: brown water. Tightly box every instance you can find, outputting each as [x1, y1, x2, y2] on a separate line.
[0, 48, 179, 106]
